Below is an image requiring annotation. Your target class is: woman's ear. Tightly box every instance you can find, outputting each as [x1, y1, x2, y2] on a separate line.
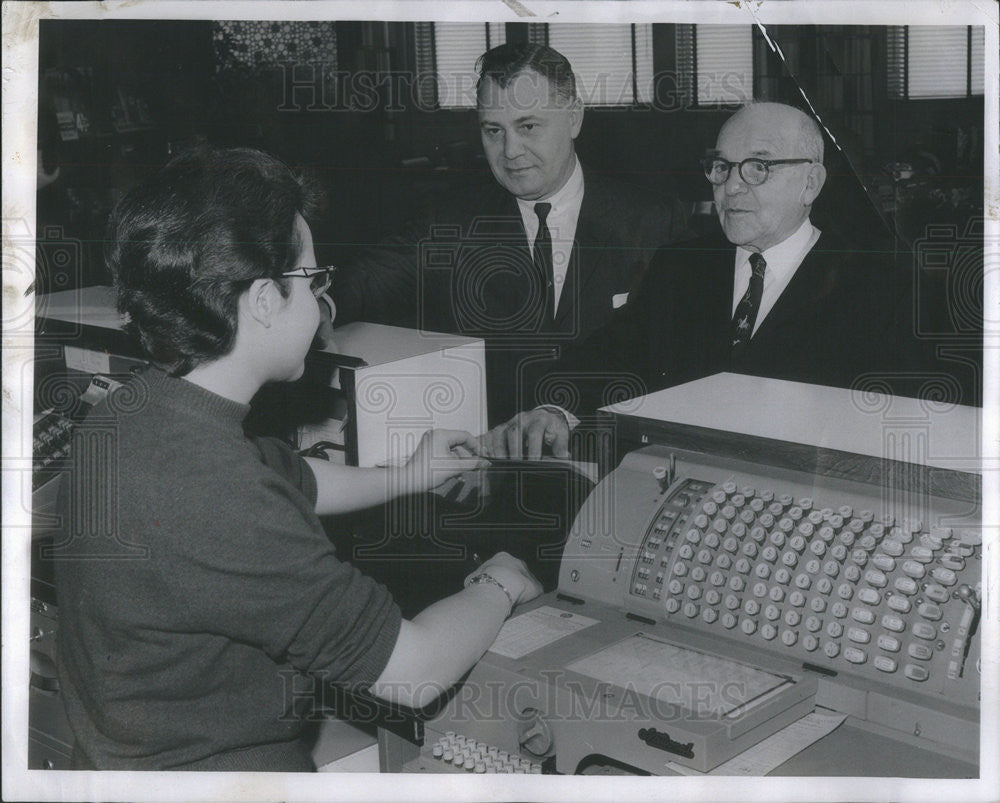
[244, 278, 278, 328]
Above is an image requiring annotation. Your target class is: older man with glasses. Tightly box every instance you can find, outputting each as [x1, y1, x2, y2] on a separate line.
[487, 101, 915, 460]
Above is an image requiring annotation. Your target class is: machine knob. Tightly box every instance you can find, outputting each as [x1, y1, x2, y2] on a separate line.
[653, 456, 677, 491]
[30, 649, 60, 693]
[653, 466, 668, 492]
[518, 708, 554, 757]
[956, 583, 980, 611]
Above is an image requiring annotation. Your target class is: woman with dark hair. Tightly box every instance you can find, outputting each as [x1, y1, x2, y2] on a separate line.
[54, 146, 541, 771]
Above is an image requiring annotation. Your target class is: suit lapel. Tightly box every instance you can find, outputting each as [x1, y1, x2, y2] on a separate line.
[653, 236, 734, 380]
[461, 189, 555, 333]
[553, 177, 615, 330]
[751, 230, 835, 341]
[705, 239, 738, 354]
[467, 189, 527, 242]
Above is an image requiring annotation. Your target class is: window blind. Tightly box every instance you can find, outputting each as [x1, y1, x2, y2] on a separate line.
[970, 26, 984, 96]
[434, 22, 506, 108]
[695, 25, 753, 105]
[633, 24, 654, 103]
[886, 27, 906, 100]
[547, 23, 654, 105]
[908, 26, 968, 99]
[675, 25, 695, 107]
[888, 26, 985, 100]
[413, 21, 436, 109]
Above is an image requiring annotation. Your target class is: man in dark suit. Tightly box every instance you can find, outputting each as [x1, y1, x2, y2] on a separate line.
[330, 43, 688, 426]
[487, 101, 914, 459]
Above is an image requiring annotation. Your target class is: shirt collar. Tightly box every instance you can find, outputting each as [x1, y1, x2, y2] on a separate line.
[516, 156, 584, 216]
[736, 218, 816, 269]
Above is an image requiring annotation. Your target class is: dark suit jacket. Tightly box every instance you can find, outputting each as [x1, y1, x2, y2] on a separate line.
[332, 168, 689, 424]
[536, 226, 921, 417]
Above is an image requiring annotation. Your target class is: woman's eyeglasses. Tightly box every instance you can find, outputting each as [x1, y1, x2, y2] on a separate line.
[281, 266, 337, 298]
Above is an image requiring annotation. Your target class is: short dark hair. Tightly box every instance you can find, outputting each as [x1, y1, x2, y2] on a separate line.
[106, 146, 324, 376]
[475, 43, 577, 105]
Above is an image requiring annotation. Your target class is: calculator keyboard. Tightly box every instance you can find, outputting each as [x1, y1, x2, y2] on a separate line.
[32, 410, 74, 490]
[31, 375, 122, 492]
[631, 478, 981, 696]
[425, 731, 544, 774]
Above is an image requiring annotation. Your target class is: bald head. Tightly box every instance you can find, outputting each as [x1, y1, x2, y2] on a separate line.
[720, 103, 824, 164]
[711, 102, 828, 253]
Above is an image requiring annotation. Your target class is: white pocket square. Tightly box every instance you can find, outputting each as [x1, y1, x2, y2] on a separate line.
[612, 292, 629, 309]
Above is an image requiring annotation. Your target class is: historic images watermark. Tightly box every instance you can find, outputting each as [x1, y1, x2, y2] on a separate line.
[276, 65, 750, 114]
[278, 667, 764, 725]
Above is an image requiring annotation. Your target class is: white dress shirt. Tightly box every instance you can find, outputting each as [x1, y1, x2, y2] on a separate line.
[732, 218, 821, 335]
[516, 157, 585, 316]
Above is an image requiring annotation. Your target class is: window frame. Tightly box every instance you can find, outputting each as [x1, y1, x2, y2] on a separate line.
[428, 21, 655, 109]
[891, 25, 985, 101]
[676, 23, 756, 110]
[428, 21, 507, 110]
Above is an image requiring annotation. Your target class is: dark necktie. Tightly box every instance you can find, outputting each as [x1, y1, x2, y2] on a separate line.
[730, 252, 766, 359]
[532, 202, 555, 326]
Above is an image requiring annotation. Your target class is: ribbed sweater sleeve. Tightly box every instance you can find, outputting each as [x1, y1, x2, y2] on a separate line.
[148, 425, 402, 686]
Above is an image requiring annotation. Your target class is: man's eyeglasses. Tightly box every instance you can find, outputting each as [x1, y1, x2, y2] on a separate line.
[281, 266, 336, 298]
[702, 157, 815, 186]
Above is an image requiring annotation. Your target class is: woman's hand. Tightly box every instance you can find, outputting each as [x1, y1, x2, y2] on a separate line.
[396, 428, 490, 494]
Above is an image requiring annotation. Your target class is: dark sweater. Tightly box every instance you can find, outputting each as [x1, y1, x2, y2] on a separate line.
[54, 368, 401, 770]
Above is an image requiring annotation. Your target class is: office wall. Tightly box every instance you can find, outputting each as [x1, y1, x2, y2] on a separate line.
[36, 19, 984, 284]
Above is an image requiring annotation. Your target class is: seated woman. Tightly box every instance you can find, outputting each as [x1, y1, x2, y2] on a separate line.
[53, 145, 541, 771]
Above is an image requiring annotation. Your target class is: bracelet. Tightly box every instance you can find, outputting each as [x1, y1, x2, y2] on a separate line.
[465, 572, 514, 613]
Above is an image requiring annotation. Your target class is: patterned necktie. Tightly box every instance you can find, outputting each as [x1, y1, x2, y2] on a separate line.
[730, 252, 766, 359]
[532, 202, 555, 325]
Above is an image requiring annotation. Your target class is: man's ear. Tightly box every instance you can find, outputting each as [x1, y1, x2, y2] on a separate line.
[801, 163, 827, 206]
[568, 97, 584, 140]
[244, 278, 278, 328]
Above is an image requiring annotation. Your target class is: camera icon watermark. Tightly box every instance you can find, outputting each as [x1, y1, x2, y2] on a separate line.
[419, 219, 580, 345]
[912, 218, 993, 343]
[3, 221, 84, 343]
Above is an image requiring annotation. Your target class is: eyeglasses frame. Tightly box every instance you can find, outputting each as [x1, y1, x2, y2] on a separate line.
[702, 156, 816, 186]
[280, 265, 337, 298]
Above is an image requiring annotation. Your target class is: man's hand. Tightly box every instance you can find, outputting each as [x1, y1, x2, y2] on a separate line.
[398, 429, 490, 494]
[481, 408, 570, 461]
[469, 552, 544, 608]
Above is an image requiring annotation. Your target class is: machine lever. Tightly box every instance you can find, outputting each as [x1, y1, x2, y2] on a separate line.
[637, 727, 694, 759]
[951, 584, 981, 678]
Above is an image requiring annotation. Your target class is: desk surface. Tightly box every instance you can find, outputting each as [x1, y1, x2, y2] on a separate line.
[319, 322, 481, 366]
[602, 373, 981, 475]
[39, 285, 124, 330]
[771, 719, 977, 778]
